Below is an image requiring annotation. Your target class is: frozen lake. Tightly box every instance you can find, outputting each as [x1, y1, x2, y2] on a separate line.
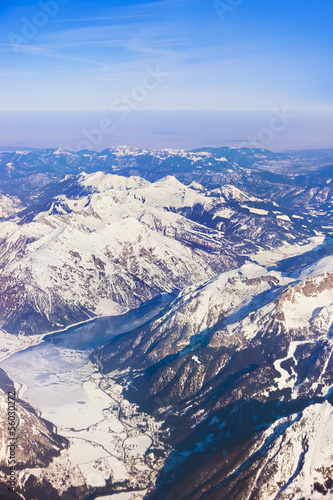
[0, 295, 172, 427]
[0, 296, 172, 492]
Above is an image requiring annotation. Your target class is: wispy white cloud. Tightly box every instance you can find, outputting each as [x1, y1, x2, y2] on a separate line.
[53, 0, 190, 23]
[1, 0, 331, 113]
[53, 14, 151, 23]
[1, 18, 192, 80]
[0, 42, 116, 71]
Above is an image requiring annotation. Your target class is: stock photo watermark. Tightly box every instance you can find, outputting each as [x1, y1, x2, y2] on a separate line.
[243, 108, 296, 149]
[75, 65, 169, 151]
[213, 0, 244, 21]
[7, 391, 17, 492]
[7, 0, 70, 52]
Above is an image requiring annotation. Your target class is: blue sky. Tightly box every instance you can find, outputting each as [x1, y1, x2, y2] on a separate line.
[0, 0, 332, 111]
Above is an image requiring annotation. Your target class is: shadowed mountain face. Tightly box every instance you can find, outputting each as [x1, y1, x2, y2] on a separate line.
[93, 248, 333, 499]
[1, 146, 333, 499]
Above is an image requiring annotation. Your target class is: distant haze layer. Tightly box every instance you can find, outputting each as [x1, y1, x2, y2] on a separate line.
[1, 110, 333, 152]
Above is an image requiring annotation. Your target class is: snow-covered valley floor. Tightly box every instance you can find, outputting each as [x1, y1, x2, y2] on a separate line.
[0, 301, 171, 498]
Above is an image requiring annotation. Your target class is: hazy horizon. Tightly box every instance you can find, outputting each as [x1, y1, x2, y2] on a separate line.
[2, 110, 333, 153]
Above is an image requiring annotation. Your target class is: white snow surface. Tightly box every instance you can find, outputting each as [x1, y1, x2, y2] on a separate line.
[0, 194, 25, 218]
[241, 206, 269, 216]
[276, 214, 291, 222]
[0, 173, 244, 327]
[251, 401, 333, 499]
[300, 254, 333, 280]
[95, 492, 147, 500]
[252, 236, 325, 267]
[147, 262, 291, 350]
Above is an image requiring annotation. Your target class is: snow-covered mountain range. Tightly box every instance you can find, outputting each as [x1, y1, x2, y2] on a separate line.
[1, 146, 333, 499]
[1, 163, 321, 337]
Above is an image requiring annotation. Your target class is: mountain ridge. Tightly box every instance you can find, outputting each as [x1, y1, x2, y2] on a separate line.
[1, 146, 333, 499]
